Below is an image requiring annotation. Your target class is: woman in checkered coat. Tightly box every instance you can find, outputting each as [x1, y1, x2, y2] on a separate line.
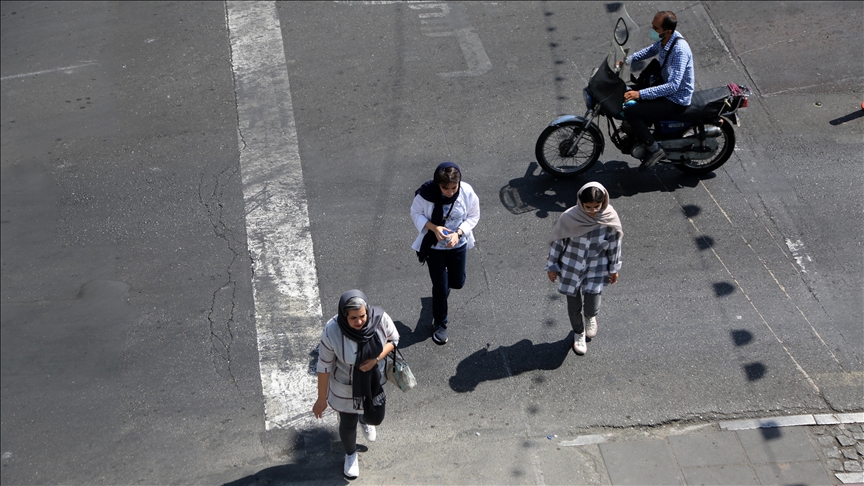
[546, 182, 622, 355]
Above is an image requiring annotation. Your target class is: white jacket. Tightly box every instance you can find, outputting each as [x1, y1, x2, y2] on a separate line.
[410, 181, 480, 251]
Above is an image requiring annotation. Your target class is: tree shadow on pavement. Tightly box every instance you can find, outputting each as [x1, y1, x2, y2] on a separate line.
[449, 335, 572, 392]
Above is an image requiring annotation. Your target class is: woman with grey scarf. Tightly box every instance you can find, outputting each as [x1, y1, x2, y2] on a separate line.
[313, 290, 399, 479]
[546, 182, 623, 355]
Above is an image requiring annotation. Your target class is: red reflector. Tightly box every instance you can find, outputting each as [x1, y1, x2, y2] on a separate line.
[741, 98, 749, 108]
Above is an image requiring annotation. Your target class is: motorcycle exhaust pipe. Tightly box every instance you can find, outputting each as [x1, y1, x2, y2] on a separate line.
[704, 126, 722, 137]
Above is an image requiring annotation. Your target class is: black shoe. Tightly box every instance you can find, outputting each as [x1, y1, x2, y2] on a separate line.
[432, 325, 448, 345]
[639, 147, 666, 171]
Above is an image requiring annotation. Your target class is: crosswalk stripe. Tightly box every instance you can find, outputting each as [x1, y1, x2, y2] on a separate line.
[226, 1, 323, 430]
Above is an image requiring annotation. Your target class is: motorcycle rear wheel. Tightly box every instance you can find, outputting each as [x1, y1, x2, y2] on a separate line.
[675, 118, 735, 175]
[535, 121, 603, 177]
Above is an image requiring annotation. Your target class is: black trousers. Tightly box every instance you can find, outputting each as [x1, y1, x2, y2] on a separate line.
[426, 245, 467, 328]
[338, 406, 385, 455]
[623, 97, 688, 146]
[566, 292, 602, 334]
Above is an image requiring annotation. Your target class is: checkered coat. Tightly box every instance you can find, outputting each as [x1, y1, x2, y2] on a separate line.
[546, 226, 622, 295]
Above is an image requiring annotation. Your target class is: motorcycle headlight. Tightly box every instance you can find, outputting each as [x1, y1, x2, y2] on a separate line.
[583, 89, 593, 110]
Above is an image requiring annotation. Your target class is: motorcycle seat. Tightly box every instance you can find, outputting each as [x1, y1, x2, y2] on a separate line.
[672, 86, 732, 122]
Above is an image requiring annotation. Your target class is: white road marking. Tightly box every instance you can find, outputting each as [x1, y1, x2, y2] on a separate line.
[226, 1, 327, 431]
[784, 238, 812, 273]
[409, 3, 492, 77]
[0, 62, 98, 81]
[338, 2, 492, 78]
[718, 413, 859, 431]
[559, 434, 609, 447]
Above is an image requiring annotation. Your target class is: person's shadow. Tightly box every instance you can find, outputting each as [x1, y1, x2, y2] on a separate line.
[449, 335, 573, 392]
[500, 162, 711, 218]
[393, 297, 433, 349]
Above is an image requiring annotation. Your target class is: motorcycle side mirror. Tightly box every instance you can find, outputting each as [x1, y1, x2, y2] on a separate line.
[614, 17, 629, 46]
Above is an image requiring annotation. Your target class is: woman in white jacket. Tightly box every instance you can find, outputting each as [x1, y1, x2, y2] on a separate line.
[411, 162, 480, 345]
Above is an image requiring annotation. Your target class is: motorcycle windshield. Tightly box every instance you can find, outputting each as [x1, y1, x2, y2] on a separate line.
[588, 6, 639, 115]
[607, 6, 640, 77]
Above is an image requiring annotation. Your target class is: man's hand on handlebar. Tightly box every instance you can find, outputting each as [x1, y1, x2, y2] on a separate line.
[624, 90, 641, 101]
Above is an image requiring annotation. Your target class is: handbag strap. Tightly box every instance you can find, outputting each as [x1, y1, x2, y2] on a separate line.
[660, 37, 679, 69]
[388, 345, 406, 369]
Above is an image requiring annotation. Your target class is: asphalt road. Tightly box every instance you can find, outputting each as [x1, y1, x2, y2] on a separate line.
[1, 1, 861, 484]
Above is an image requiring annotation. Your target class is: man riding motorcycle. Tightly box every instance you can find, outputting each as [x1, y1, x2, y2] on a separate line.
[622, 11, 695, 170]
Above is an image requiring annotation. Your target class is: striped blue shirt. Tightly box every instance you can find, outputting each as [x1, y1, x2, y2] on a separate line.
[630, 31, 694, 106]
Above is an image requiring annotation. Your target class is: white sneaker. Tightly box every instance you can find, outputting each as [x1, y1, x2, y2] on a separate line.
[585, 315, 598, 338]
[574, 333, 587, 355]
[344, 452, 359, 479]
[361, 423, 377, 442]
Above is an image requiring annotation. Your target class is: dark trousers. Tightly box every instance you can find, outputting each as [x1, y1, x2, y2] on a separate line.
[566, 292, 602, 334]
[426, 245, 467, 328]
[624, 97, 688, 146]
[339, 406, 385, 455]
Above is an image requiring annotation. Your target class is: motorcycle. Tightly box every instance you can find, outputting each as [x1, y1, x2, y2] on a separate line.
[535, 8, 751, 176]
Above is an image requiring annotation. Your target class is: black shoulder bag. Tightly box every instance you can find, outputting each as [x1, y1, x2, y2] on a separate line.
[631, 37, 679, 90]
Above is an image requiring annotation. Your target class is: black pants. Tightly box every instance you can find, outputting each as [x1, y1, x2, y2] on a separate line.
[426, 245, 467, 328]
[338, 406, 385, 455]
[624, 97, 688, 146]
[566, 292, 602, 334]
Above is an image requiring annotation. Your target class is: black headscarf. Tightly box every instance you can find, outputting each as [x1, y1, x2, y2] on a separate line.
[415, 162, 462, 263]
[336, 290, 386, 411]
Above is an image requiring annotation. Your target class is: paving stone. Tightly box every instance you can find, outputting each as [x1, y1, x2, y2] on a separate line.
[681, 465, 760, 485]
[752, 461, 833, 484]
[838, 435, 857, 447]
[819, 435, 838, 447]
[812, 425, 827, 435]
[668, 432, 748, 467]
[857, 443, 864, 456]
[599, 440, 683, 485]
[843, 448, 859, 460]
[853, 432, 864, 441]
[845, 460, 863, 472]
[825, 447, 842, 459]
[827, 458, 845, 472]
[737, 427, 819, 464]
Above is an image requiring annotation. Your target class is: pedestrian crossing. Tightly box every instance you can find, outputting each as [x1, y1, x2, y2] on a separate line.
[226, 1, 329, 430]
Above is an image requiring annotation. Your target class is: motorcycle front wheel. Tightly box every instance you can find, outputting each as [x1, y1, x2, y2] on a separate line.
[675, 118, 735, 175]
[535, 121, 603, 177]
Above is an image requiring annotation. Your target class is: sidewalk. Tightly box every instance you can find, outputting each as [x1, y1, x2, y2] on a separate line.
[580, 413, 864, 485]
[229, 412, 864, 485]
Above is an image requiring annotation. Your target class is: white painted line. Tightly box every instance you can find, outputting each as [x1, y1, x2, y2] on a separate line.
[814, 414, 843, 425]
[784, 238, 812, 273]
[226, 1, 326, 431]
[671, 423, 714, 435]
[336, 1, 431, 4]
[837, 412, 864, 424]
[719, 414, 816, 431]
[559, 434, 609, 447]
[836, 472, 864, 484]
[410, 3, 491, 77]
[0, 62, 98, 81]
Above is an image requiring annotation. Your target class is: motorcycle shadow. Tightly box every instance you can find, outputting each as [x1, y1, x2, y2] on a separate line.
[499, 160, 715, 218]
